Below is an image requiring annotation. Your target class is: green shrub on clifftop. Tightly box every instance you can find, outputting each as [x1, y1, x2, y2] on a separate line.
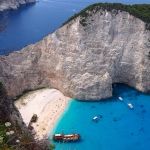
[63, 3, 150, 29]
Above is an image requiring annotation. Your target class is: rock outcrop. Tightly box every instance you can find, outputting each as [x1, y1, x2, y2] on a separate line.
[0, 0, 36, 11]
[0, 6, 150, 100]
[0, 82, 50, 150]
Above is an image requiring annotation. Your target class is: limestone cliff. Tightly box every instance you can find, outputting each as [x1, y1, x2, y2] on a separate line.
[0, 4, 150, 100]
[0, 0, 36, 11]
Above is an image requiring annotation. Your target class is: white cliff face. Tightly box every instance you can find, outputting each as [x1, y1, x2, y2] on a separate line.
[0, 10, 150, 100]
[0, 0, 35, 11]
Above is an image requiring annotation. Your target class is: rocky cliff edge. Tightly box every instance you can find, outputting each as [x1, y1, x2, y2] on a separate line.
[0, 5, 150, 100]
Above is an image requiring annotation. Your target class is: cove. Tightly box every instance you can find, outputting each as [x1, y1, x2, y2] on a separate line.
[52, 84, 150, 150]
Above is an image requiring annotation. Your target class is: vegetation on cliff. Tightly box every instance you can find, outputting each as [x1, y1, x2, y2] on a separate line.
[0, 82, 55, 150]
[0, 119, 55, 150]
[0, 82, 5, 97]
[63, 3, 150, 29]
[0, 121, 54, 150]
[0, 82, 9, 121]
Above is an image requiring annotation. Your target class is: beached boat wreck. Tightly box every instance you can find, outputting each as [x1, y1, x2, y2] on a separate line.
[53, 133, 80, 142]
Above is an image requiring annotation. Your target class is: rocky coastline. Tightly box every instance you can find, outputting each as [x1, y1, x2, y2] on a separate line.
[0, 6, 149, 100]
[0, 3, 149, 149]
[0, 0, 36, 11]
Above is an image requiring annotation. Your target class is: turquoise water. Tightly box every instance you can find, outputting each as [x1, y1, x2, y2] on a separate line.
[0, 0, 150, 55]
[52, 84, 150, 150]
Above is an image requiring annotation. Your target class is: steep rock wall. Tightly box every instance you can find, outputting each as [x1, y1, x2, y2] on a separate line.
[0, 10, 150, 100]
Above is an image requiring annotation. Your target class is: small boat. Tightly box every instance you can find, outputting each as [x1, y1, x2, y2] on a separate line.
[53, 133, 80, 142]
[92, 116, 100, 122]
[128, 103, 134, 109]
[118, 97, 123, 101]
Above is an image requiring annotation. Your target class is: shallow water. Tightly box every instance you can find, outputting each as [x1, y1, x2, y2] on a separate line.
[0, 0, 150, 55]
[52, 84, 150, 150]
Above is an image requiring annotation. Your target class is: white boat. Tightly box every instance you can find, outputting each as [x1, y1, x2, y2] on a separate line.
[128, 103, 134, 109]
[92, 116, 99, 122]
[118, 97, 123, 101]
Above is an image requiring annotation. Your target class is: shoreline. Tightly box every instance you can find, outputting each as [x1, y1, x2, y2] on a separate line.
[15, 88, 71, 140]
[0, 0, 36, 12]
[50, 99, 72, 135]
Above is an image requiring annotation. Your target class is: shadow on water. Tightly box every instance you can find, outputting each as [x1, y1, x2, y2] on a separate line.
[113, 83, 150, 96]
[0, 12, 9, 32]
[75, 83, 142, 103]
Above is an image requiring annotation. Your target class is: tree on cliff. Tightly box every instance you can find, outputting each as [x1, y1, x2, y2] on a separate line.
[63, 3, 150, 29]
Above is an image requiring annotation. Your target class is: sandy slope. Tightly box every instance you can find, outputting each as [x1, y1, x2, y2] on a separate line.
[15, 88, 70, 140]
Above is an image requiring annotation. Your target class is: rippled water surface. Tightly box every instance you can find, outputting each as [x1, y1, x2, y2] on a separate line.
[0, 0, 150, 55]
[52, 84, 150, 150]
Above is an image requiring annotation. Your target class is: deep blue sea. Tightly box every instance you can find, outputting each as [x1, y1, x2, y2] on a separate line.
[52, 84, 150, 150]
[0, 0, 150, 55]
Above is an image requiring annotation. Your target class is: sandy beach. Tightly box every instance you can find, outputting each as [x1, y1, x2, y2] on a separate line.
[15, 88, 70, 140]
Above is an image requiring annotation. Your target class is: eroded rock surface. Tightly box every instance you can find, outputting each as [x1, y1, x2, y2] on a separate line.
[0, 0, 35, 11]
[0, 10, 150, 100]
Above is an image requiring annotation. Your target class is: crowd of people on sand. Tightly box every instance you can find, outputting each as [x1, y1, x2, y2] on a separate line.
[15, 88, 70, 140]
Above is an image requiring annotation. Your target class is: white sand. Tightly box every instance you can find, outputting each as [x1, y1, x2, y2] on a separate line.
[15, 88, 70, 140]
